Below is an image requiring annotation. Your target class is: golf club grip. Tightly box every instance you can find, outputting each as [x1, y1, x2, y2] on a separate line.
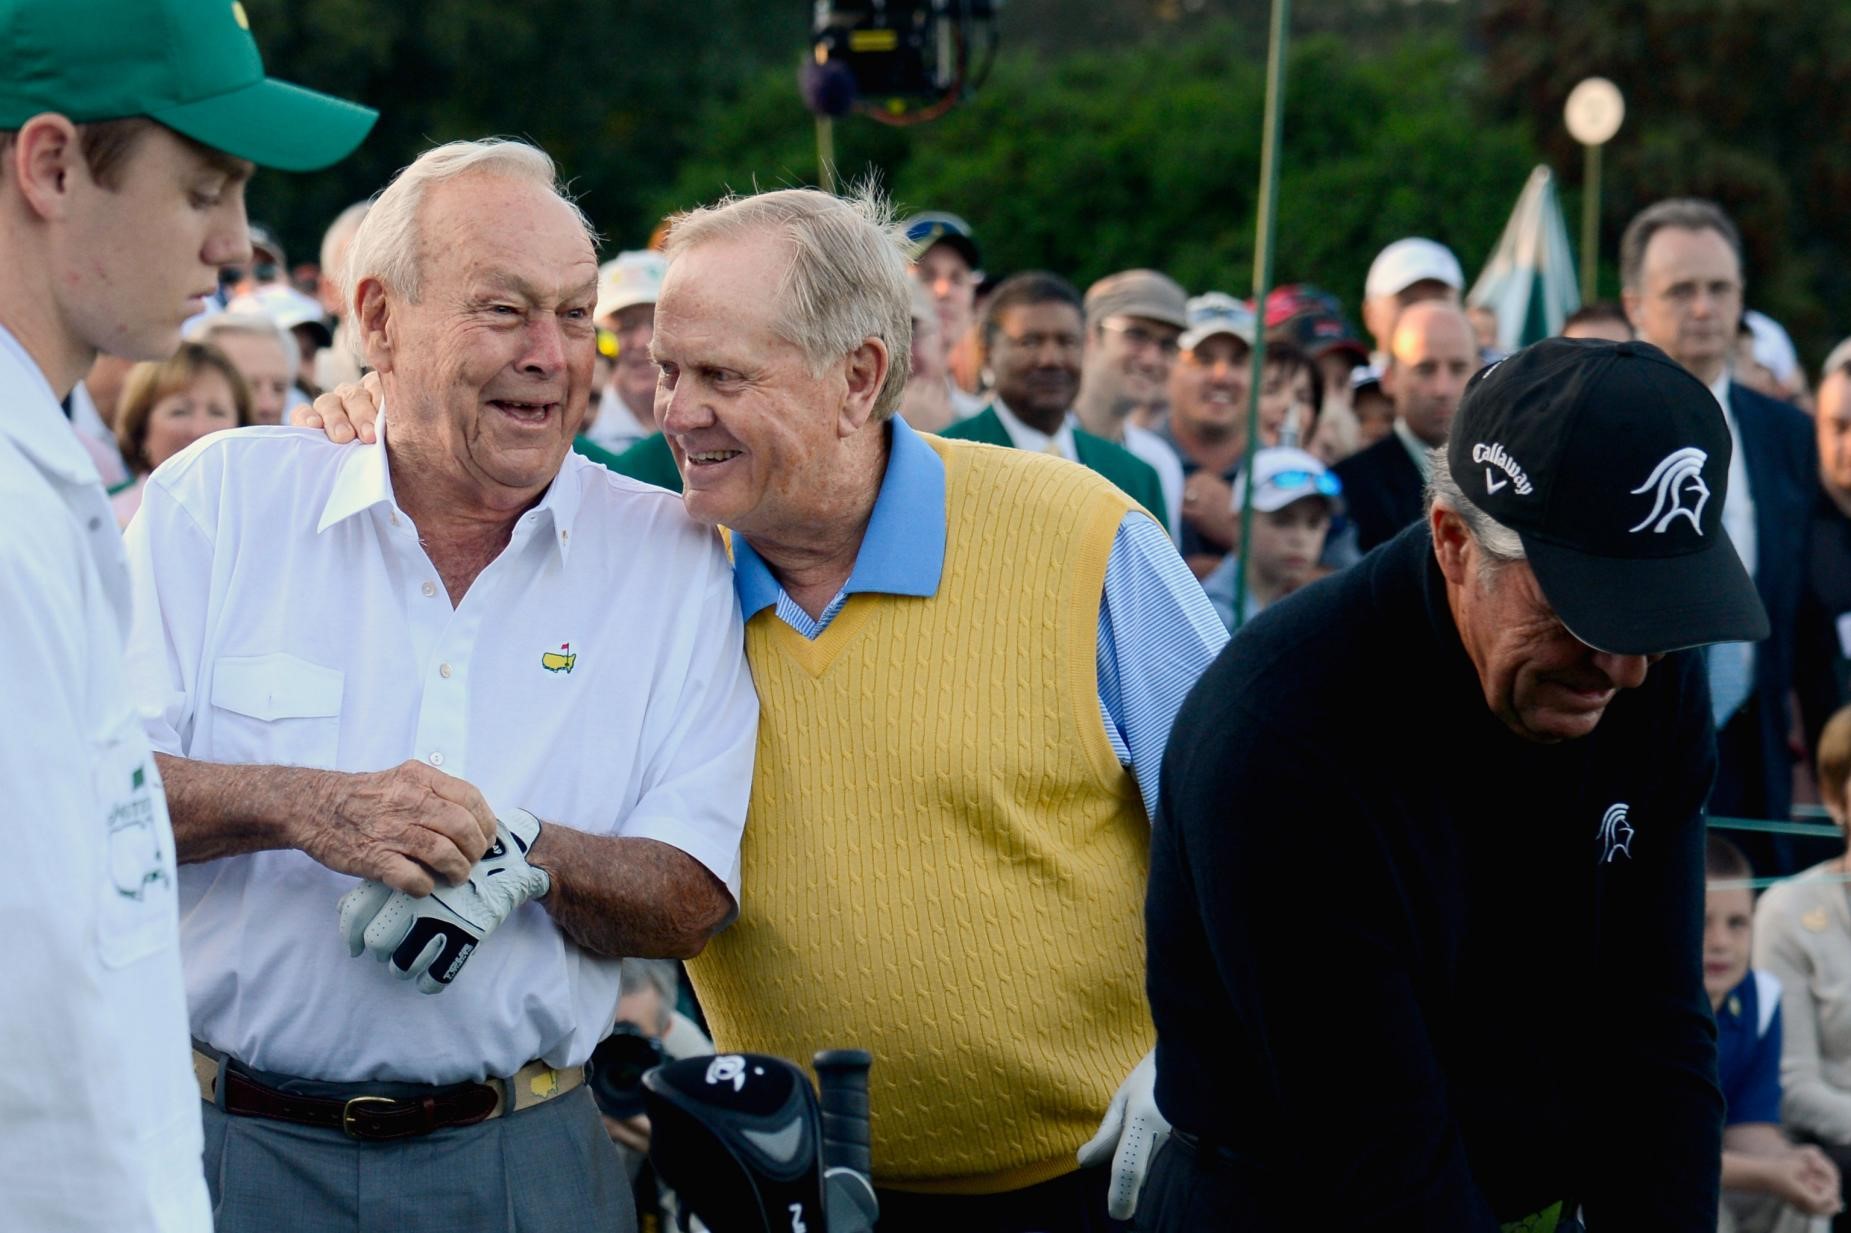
[813, 1049, 873, 1177]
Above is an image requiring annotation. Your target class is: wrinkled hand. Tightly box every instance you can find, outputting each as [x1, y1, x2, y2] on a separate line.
[293, 371, 383, 443]
[298, 759, 497, 896]
[338, 808, 550, 994]
[1182, 471, 1237, 550]
[1077, 1049, 1170, 1220]
[1782, 1145, 1844, 1216]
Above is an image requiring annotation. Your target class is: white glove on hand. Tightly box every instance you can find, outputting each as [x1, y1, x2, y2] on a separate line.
[338, 808, 550, 994]
[1077, 1048, 1170, 1220]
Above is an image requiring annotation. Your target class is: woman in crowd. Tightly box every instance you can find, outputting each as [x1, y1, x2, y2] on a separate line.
[1755, 704, 1851, 1231]
[111, 342, 252, 527]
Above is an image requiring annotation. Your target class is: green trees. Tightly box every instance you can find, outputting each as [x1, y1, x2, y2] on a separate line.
[241, 1, 1850, 364]
[1481, 0, 1851, 360]
[656, 30, 1538, 310]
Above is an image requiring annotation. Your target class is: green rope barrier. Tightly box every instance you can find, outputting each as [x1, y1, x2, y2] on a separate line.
[1707, 816, 1843, 840]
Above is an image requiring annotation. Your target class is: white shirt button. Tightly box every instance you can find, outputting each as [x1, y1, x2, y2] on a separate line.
[390, 512, 401, 527]
[421, 581, 437, 597]
[428, 751, 445, 767]
[560, 530, 569, 542]
[439, 663, 453, 679]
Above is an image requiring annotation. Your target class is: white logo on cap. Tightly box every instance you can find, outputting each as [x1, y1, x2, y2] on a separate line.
[1472, 442, 1532, 495]
[1627, 447, 1709, 534]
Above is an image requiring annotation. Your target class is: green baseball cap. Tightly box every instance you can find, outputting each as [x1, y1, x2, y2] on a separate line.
[0, 0, 377, 172]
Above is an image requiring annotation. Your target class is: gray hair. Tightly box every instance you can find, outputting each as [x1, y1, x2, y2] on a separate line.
[187, 311, 293, 364]
[318, 200, 371, 298]
[344, 139, 596, 306]
[1426, 445, 1526, 578]
[617, 958, 678, 1034]
[1619, 198, 1743, 291]
[665, 187, 913, 420]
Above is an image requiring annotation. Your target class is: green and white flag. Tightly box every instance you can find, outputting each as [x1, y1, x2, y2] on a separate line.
[1468, 165, 1580, 351]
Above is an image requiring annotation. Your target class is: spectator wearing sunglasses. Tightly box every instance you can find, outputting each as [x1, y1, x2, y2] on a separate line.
[1073, 270, 1192, 544]
[1200, 448, 1339, 631]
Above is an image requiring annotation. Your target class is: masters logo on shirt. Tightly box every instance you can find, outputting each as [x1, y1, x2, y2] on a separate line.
[541, 642, 576, 674]
[108, 763, 170, 901]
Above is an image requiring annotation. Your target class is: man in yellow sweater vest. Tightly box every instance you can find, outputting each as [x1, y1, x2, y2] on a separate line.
[304, 184, 1227, 1229]
[648, 188, 1227, 1231]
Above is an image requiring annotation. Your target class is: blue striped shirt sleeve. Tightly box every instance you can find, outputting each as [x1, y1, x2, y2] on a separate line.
[1097, 512, 1230, 820]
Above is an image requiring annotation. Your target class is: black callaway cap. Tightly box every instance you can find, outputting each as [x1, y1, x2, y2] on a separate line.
[1448, 336, 1769, 655]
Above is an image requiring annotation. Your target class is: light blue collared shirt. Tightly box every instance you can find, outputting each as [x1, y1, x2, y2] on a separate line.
[732, 416, 1227, 818]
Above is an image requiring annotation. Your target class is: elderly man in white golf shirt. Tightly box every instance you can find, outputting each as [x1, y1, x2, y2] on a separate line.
[120, 139, 755, 1233]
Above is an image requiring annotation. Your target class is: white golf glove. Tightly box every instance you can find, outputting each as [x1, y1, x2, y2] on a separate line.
[1077, 1048, 1170, 1220]
[338, 807, 550, 994]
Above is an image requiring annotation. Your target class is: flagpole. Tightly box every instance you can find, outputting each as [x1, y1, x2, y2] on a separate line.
[817, 115, 837, 194]
[1580, 142, 1599, 303]
[1232, 0, 1291, 632]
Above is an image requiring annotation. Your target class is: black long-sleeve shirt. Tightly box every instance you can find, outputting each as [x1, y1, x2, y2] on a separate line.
[1147, 522, 1723, 1230]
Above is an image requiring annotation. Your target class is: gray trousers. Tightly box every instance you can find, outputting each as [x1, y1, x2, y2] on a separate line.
[202, 1086, 636, 1233]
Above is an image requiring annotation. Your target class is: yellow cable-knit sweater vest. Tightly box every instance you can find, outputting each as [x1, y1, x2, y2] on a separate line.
[688, 437, 1153, 1195]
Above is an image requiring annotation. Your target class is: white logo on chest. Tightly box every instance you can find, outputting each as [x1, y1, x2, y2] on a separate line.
[1599, 802, 1635, 863]
[1628, 448, 1709, 534]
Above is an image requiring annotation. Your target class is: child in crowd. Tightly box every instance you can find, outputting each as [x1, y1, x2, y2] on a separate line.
[1201, 447, 1338, 632]
[1706, 835, 1843, 1232]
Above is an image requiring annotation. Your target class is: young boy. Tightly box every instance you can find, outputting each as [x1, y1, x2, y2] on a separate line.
[1201, 446, 1339, 632]
[1705, 835, 1843, 1231]
[0, 3, 373, 1228]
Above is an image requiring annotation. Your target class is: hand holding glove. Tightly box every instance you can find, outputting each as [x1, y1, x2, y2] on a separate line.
[338, 807, 550, 993]
[1077, 1048, 1170, 1220]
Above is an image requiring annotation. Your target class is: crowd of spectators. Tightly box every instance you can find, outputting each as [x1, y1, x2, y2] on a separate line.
[37, 109, 1851, 1231]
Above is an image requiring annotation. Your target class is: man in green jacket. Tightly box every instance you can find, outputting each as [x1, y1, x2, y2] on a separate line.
[940, 271, 1167, 530]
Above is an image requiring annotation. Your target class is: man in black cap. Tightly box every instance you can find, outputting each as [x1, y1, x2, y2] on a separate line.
[1139, 338, 1766, 1232]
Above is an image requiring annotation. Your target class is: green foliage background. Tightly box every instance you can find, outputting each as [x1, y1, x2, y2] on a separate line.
[242, 0, 1850, 365]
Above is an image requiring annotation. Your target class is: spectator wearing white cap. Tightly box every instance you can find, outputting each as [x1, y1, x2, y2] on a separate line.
[1073, 269, 1191, 544]
[226, 282, 331, 400]
[1361, 236, 1465, 369]
[584, 250, 668, 455]
[1199, 447, 1340, 631]
[1735, 309, 1810, 410]
[188, 311, 295, 424]
[1161, 292, 1256, 575]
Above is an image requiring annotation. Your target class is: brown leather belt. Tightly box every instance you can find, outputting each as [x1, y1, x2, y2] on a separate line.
[194, 1048, 584, 1142]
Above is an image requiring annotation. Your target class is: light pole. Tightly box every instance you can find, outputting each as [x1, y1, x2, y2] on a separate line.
[1564, 77, 1625, 304]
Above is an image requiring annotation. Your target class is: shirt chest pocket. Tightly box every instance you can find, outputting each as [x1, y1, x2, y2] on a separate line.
[208, 653, 344, 769]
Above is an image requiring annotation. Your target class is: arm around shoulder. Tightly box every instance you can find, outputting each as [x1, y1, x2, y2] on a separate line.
[525, 522, 755, 959]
